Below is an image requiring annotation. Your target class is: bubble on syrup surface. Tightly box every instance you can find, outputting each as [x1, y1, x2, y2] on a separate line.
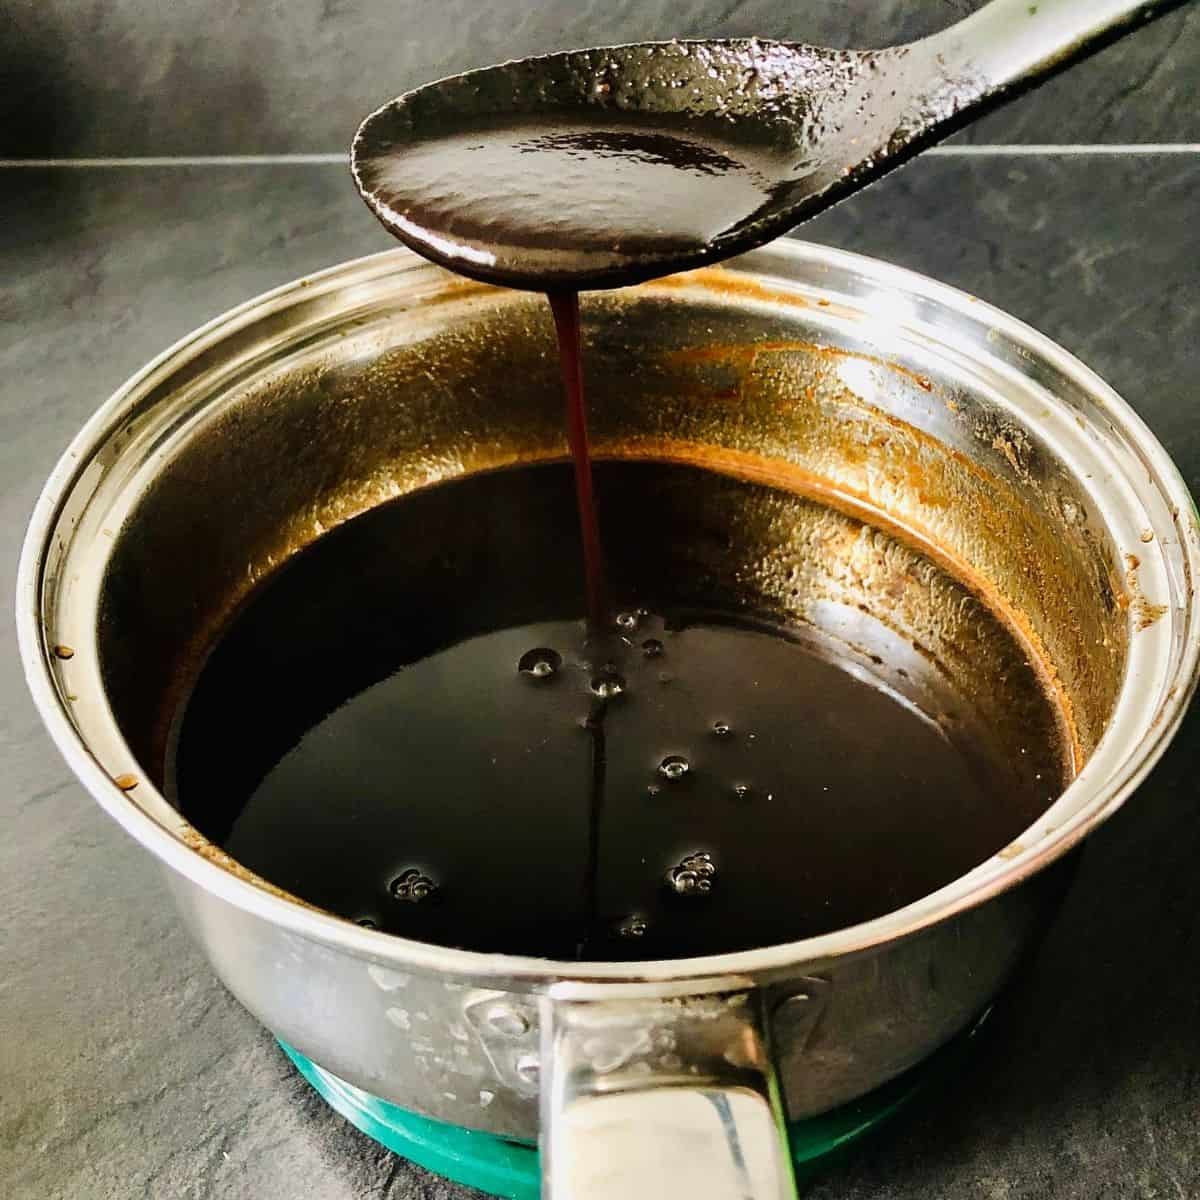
[617, 914, 648, 939]
[658, 754, 689, 781]
[518, 647, 562, 680]
[391, 868, 437, 902]
[667, 851, 716, 896]
[590, 668, 626, 699]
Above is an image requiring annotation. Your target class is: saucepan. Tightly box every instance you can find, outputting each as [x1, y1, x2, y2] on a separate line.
[17, 241, 1199, 1199]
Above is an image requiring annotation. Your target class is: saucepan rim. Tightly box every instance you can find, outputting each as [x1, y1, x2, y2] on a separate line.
[16, 241, 1200, 994]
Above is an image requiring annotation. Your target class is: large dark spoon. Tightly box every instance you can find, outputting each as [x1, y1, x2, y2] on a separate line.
[351, 0, 1188, 291]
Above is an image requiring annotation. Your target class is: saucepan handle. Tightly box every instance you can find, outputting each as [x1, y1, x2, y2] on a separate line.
[539, 990, 797, 1200]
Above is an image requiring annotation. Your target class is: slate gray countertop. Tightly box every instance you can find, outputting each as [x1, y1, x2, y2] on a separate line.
[2, 150, 1198, 1197]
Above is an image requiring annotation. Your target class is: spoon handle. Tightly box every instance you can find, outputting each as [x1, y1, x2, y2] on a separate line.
[929, 0, 1191, 102]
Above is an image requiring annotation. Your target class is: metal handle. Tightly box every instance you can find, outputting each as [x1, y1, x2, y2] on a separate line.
[930, 0, 1190, 99]
[539, 990, 797, 1200]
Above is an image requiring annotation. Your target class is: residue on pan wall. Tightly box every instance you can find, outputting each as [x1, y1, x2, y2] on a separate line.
[661, 336, 942, 399]
[651, 268, 813, 308]
[990, 428, 1033, 481]
[596, 434, 1084, 778]
[1149, 686, 1180, 732]
[1124, 553, 1168, 631]
[179, 825, 327, 914]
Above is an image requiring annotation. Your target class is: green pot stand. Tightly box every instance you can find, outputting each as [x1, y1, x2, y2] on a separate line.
[281, 1011, 985, 1197]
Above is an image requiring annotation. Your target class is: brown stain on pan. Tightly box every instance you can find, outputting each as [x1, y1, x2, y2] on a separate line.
[1125, 553, 1168, 631]
[595, 436, 1084, 778]
[648, 268, 815, 308]
[180, 826, 329, 915]
[631, 329, 1122, 763]
[661, 337, 942, 396]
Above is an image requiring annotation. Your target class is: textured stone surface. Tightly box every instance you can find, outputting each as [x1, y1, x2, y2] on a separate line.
[1, 0, 1196, 158]
[1, 158, 1197, 1198]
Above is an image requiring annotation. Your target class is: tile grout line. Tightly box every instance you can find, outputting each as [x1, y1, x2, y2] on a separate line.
[0, 144, 1197, 167]
[0, 154, 350, 167]
[931, 143, 1199, 156]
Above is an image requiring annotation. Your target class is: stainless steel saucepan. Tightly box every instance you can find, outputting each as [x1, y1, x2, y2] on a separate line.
[18, 242, 1199, 1198]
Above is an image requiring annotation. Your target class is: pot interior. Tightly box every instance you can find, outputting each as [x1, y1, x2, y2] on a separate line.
[44, 245, 1185, 952]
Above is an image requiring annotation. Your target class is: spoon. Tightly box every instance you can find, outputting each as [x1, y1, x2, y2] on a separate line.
[352, 0, 1188, 291]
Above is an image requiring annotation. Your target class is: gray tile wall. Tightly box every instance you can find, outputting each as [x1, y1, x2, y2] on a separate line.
[3, 0, 1197, 157]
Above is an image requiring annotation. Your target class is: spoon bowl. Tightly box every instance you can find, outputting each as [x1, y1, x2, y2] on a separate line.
[352, 39, 881, 290]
